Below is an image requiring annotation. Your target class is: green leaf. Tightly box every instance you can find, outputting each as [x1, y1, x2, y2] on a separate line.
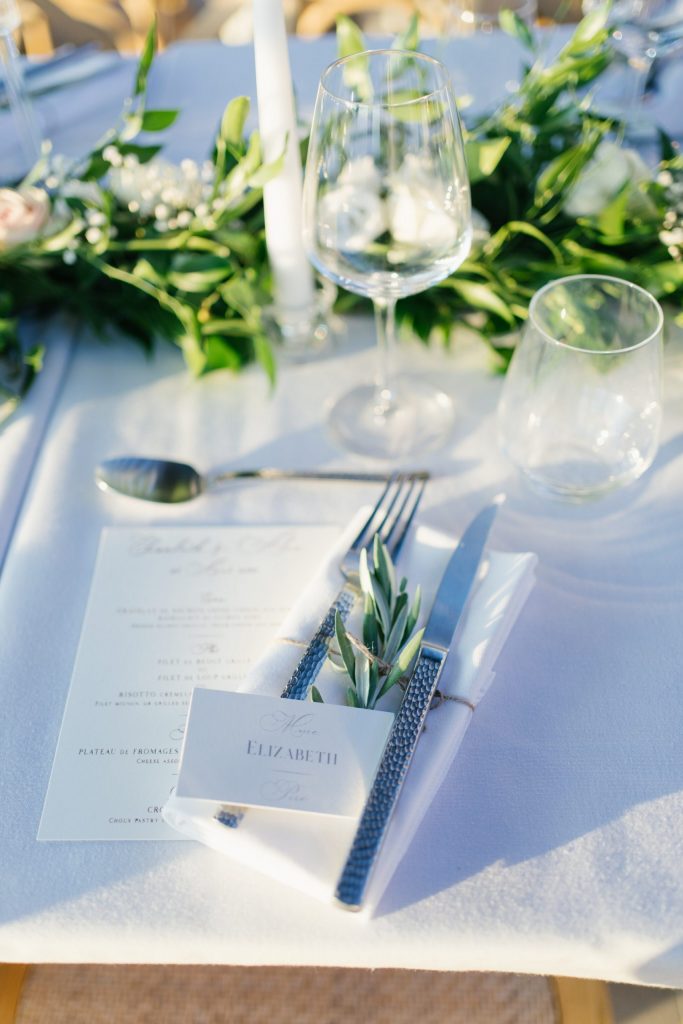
[384, 599, 409, 665]
[486, 220, 564, 264]
[565, 5, 609, 53]
[117, 143, 163, 164]
[380, 628, 424, 698]
[311, 686, 324, 703]
[248, 146, 286, 188]
[392, 12, 419, 50]
[439, 278, 515, 325]
[200, 319, 252, 338]
[24, 344, 45, 374]
[373, 535, 396, 606]
[367, 660, 380, 709]
[221, 96, 250, 146]
[595, 182, 630, 237]
[346, 686, 360, 708]
[141, 109, 179, 132]
[465, 137, 511, 184]
[336, 16, 372, 100]
[368, 570, 392, 638]
[362, 593, 379, 653]
[134, 19, 157, 97]
[499, 8, 536, 50]
[202, 335, 244, 372]
[168, 254, 232, 293]
[355, 654, 371, 707]
[336, 14, 366, 57]
[335, 611, 356, 683]
[253, 333, 276, 387]
[404, 584, 421, 641]
[534, 133, 602, 210]
[359, 547, 374, 598]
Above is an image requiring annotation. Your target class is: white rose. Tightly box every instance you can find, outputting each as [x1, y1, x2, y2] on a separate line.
[387, 155, 465, 252]
[0, 187, 51, 249]
[318, 186, 387, 252]
[563, 141, 651, 219]
[318, 157, 387, 252]
[387, 184, 457, 250]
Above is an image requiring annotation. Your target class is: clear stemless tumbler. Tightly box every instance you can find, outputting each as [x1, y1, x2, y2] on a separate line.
[302, 50, 472, 459]
[497, 275, 664, 499]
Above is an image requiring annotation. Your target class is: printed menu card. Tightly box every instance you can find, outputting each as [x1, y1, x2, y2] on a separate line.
[39, 525, 339, 841]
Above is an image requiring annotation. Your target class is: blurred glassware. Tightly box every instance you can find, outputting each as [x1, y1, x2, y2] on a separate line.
[303, 49, 472, 459]
[498, 274, 663, 500]
[0, 0, 41, 168]
[449, 0, 537, 35]
[583, 0, 683, 126]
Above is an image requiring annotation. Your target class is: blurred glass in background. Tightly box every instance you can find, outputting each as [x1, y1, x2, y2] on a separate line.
[5, 0, 581, 54]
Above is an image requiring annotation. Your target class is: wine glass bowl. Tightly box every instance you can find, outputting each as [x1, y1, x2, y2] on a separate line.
[303, 49, 472, 458]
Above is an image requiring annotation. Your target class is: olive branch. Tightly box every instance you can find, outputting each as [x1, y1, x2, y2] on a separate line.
[312, 535, 424, 710]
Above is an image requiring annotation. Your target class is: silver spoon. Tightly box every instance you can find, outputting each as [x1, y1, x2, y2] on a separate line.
[95, 456, 399, 504]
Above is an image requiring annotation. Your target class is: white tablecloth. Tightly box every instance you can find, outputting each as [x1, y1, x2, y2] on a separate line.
[1, 32, 683, 988]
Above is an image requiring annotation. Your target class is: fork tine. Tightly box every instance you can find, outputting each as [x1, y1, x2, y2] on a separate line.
[381, 472, 428, 561]
[348, 472, 402, 554]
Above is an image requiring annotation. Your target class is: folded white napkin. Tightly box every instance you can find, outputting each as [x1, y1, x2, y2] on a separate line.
[164, 513, 536, 912]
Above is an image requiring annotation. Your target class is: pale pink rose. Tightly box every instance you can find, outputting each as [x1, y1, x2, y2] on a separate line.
[0, 187, 51, 249]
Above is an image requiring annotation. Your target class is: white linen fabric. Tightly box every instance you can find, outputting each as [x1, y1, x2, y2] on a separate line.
[163, 516, 536, 910]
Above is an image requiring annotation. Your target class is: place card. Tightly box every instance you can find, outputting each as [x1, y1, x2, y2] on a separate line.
[175, 689, 394, 818]
[38, 525, 339, 841]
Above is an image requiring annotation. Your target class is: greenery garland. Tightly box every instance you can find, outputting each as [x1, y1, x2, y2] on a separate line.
[0, 8, 681, 422]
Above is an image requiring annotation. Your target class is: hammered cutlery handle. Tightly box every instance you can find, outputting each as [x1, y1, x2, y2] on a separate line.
[280, 584, 357, 700]
[335, 647, 446, 911]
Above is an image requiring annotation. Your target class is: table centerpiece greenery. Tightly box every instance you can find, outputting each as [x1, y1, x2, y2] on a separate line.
[0, 6, 681, 423]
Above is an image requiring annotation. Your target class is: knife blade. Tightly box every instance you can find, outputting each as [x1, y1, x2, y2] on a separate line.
[334, 499, 501, 911]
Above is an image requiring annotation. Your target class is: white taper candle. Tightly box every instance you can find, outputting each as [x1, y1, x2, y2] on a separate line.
[252, 0, 316, 311]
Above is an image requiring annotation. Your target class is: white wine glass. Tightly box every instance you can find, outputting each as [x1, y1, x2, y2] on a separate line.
[302, 49, 472, 459]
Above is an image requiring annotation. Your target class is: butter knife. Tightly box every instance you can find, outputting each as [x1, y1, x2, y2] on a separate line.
[334, 499, 501, 911]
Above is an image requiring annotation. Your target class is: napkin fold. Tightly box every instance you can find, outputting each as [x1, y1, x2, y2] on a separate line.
[164, 513, 536, 911]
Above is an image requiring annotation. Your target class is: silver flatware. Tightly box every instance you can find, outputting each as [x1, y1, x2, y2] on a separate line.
[214, 471, 428, 830]
[334, 498, 501, 911]
[95, 456, 392, 503]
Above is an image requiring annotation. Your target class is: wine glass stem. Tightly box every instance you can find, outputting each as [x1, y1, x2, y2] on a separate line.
[373, 296, 398, 414]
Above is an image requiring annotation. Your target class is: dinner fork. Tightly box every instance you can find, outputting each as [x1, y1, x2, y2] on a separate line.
[280, 471, 428, 701]
[214, 471, 428, 828]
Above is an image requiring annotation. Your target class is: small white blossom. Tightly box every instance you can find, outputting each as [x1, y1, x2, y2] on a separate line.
[62, 250, 77, 265]
[109, 157, 212, 221]
[85, 226, 103, 244]
[105, 147, 124, 168]
[86, 209, 107, 227]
